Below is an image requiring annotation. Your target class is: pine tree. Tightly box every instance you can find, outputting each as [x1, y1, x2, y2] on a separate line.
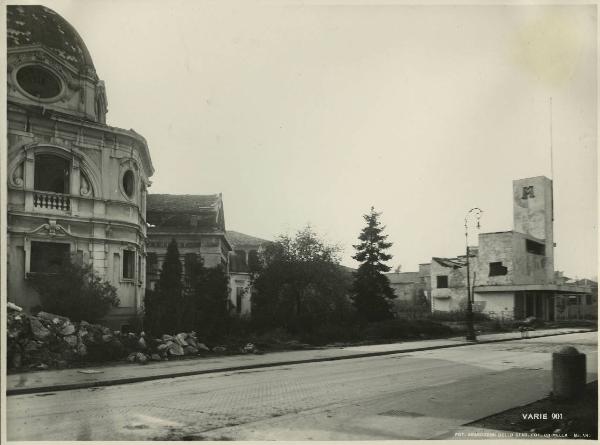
[352, 207, 396, 322]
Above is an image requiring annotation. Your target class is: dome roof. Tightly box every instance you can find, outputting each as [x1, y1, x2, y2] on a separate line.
[7, 5, 96, 75]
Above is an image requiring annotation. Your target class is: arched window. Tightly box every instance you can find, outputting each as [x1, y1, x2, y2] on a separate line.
[34, 154, 70, 193]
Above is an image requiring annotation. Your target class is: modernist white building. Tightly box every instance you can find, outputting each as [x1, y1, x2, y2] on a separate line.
[428, 176, 592, 320]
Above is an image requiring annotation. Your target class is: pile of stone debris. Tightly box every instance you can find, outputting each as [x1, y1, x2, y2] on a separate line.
[7, 302, 259, 370]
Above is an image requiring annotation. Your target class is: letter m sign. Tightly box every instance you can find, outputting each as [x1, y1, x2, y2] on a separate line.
[522, 186, 535, 199]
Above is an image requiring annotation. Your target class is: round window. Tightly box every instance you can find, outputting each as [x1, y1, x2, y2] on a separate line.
[16, 65, 62, 99]
[122, 170, 134, 198]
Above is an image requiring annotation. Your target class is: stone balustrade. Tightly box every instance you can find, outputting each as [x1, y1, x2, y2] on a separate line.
[33, 191, 71, 211]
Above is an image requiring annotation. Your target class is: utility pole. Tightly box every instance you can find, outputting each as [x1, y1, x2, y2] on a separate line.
[465, 207, 482, 342]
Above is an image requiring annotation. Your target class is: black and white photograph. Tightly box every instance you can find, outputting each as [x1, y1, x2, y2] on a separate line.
[2, 0, 598, 441]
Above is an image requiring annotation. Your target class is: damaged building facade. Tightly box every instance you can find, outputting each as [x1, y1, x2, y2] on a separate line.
[5, 6, 267, 325]
[145, 195, 268, 316]
[428, 176, 593, 320]
[145, 194, 231, 291]
[6, 6, 154, 328]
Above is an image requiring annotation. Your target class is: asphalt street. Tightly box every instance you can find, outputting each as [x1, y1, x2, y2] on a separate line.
[6, 331, 597, 440]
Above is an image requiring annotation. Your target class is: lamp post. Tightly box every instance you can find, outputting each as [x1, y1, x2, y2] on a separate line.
[465, 207, 482, 342]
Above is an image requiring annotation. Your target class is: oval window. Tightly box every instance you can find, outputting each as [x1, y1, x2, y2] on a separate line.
[16, 65, 62, 99]
[122, 170, 134, 198]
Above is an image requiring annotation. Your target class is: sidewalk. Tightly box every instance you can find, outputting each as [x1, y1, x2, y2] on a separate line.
[6, 327, 592, 396]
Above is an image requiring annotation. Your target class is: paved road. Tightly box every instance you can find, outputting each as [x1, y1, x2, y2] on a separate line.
[6, 332, 597, 440]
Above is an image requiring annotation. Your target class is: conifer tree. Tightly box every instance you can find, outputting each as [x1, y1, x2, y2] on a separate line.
[186, 258, 230, 339]
[145, 238, 184, 334]
[352, 207, 396, 321]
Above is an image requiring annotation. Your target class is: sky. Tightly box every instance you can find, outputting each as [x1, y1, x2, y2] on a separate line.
[12, 0, 598, 278]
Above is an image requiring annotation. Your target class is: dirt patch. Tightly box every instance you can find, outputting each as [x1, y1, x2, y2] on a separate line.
[468, 381, 597, 440]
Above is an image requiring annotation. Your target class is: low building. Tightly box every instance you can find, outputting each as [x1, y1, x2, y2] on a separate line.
[386, 265, 431, 315]
[553, 277, 597, 321]
[145, 194, 231, 291]
[430, 255, 474, 312]
[145, 196, 272, 315]
[386, 271, 420, 303]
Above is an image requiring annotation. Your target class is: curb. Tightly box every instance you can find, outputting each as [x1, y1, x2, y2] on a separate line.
[6, 329, 593, 396]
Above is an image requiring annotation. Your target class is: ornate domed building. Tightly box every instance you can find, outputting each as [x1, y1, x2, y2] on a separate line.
[6, 6, 154, 328]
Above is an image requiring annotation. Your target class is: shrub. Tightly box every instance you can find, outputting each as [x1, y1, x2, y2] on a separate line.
[28, 261, 119, 323]
[429, 310, 489, 322]
[300, 322, 362, 346]
[394, 300, 431, 320]
[362, 319, 452, 340]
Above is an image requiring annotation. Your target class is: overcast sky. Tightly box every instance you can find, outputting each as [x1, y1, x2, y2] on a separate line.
[14, 0, 598, 278]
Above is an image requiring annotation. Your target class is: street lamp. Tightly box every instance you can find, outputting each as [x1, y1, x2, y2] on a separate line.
[464, 207, 482, 342]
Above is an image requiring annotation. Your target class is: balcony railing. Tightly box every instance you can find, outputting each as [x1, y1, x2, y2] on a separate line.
[33, 191, 71, 211]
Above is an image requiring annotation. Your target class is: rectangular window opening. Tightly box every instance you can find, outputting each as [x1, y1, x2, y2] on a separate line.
[34, 154, 70, 194]
[436, 275, 448, 289]
[123, 250, 135, 280]
[30, 241, 70, 273]
[526, 239, 545, 256]
[489, 262, 508, 277]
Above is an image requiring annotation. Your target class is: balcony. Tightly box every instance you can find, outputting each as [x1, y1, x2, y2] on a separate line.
[33, 191, 71, 212]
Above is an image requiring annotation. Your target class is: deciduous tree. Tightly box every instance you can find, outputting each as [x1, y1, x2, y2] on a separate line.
[252, 226, 353, 332]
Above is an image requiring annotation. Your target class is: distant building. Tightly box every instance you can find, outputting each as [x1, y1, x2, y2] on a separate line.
[6, 6, 154, 329]
[552, 276, 597, 320]
[145, 194, 231, 291]
[145, 195, 272, 316]
[385, 265, 431, 315]
[226, 231, 270, 316]
[386, 271, 420, 303]
[427, 176, 592, 321]
[429, 255, 472, 312]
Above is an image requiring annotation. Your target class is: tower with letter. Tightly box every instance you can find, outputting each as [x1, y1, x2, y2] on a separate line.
[512, 176, 554, 281]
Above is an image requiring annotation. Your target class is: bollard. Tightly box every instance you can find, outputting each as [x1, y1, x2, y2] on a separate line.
[552, 346, 586, 400]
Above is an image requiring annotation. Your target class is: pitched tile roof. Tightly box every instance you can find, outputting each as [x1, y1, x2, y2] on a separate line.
[432, 257, 467, 268]
[147, 194, 221, 213]
[226, 230, 270, 248]
[146, 194, 225, 232]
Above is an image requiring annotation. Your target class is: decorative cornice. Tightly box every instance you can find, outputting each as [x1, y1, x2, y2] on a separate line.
[26, 219, 72, 238]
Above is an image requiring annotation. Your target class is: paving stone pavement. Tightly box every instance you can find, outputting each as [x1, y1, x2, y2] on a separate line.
[6, 331, 597, 441]
[6, 327, 593, 395]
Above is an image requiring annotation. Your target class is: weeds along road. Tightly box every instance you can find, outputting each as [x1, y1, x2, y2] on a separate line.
[6, 332, 597, 441]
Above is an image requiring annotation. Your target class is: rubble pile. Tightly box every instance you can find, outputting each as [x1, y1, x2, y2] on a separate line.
[7, 303, 259, 370]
